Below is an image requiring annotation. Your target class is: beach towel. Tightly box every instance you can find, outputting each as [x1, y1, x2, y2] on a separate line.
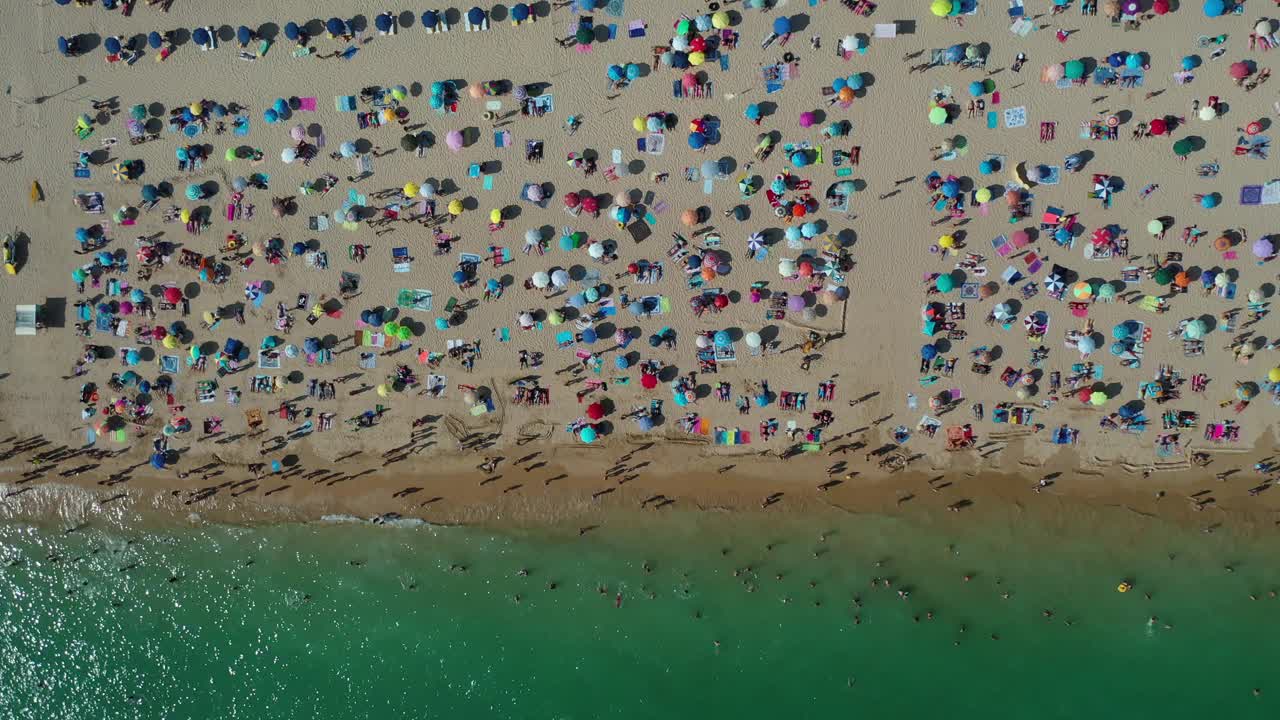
[335, 95, 357, 112]
[1240, 185, 1262, 206]
[1003, 106, 1027, 128]
[232, 116, 250, 136]
[297, 97, 318, 112]
[628, 20, 647, 38]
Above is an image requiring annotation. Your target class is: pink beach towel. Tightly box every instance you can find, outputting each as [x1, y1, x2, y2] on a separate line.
[297, 97, 318, 112]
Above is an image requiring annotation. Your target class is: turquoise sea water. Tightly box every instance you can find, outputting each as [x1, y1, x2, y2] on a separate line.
[2, 503, 1278, 719]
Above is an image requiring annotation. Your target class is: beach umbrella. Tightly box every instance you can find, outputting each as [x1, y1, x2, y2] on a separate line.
[1152, 0, 1170, 12]
[979, 160, 995, 175]
[551, 270, 569, 288]
[1183, 319, 1207, 339]
[1153, 267, 1176, 286]
[404, 182, 420, 199]
[288, 124, 307, 142]
[941, 181, 960, 199]
[124, 349, 141, 366]
[968, 80, 986, 97]
[452, 270, 467, 285]
[936, 274, 955, 293]
[786, 295, 806, 312]
[326, 18, 346, 35]
[513, 3, 531, 21]
[778, 259, 796, 276]
[1089, 391, 1108, 406]
[263, 109, 279, 124]
[1268, 367, 1280, 383]
[579, 426, 598, 443]
[1112, 322, 1132, 340]
[799, 111, 817, 128]
[280, 148, 297, 164]
[376, 13, 395, 32]
[1236, 383, 1258, 401]
[609, 65, 625, 82]
[1251, 238, 1274, 258]
[1125, 54, 1143, 70]
[801, 222, 819, 239]
[445, 130, 464, 152]
[1229, 61, 1252, 80]
[586, 402, 605, 420]
[847, 74, 865, 91]
[921, 343, 938, 361]
[1200, 194, 1219, 209]
[713, 330, 731, 348]
[1077, 336, 1097, 355]
[284, 22, 300, 41]
[742, 332, 763, 349]
[558, 234, 577, 252]
[105, 36, 122, 55]
[1044, 64, 1065, 82]
[1149, 118, 1167, 136]
[184, 184, 202, 201]
[975, 188, 992, 204]
[422, 10, 440, 27]
[163, 287, 182, 304]
[1198, 106, 1216, 121]
[1172, 138, 1194, 157]
[945, 45, 964, 63]
[1072, 281, 1093, 299]
[931, 0, 954, 16]
[772, 16, 793, 35]
[1146, 219, 1164, 236]
[688, 132, 707, 150]
[928, 106, 948, 125]
[140, 184, 159, 203]
[434, 317, 449, 330]
[1202, 0, 1224, 15]
[237, 26, 253, 45]
[448, 200, 464, 216]
[589, 242, 607, 259]
[576, 26, 594, 45]
[1098, 283, 1117, 301]
[192, 27, 211, 46]
[150, 452, 166, 469]
[1064, 60, 1085, 80]
[339, 142, 357, 158]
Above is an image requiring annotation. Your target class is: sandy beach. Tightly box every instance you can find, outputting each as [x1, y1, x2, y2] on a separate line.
[0, 0, 1278, 533]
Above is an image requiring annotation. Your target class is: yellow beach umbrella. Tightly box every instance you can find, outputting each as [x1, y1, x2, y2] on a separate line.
[448, 199, 464, 216]
[404, 182, 419, 198]
[489, 208, 502, 223]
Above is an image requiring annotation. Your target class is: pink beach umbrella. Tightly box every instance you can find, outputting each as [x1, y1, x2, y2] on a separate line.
[445, 129, 464, 152]
[1253, 237, 1275, 259]
[119, 301, 134, 315]
[681, 73, 698, 91]
[290, 125, 306, 142]
[799, 111, 816, 128]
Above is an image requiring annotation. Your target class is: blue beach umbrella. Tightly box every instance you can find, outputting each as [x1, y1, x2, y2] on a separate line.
[273, 98, 289, 115]
[148, 31, 163, 49]
[326, 18, 345, 35]
[1200, 193, 1219, 209]
[104, 36, 121, 54]
[55, 0, 72, 5]
[921, 343, 938, 360]
[1054, 227, 1071, 244]
[150, 452, 166, 469]
[513, 4, 531, 22]
[688, 132, 707, 150]
[1107, 52, 1125, 68]
[75, 227, 90, 243]
[452, 270, 467, 284]
[625, 63, 641, 81]
[772, 16, 792, 35]
[1181, 55, 1199, 71]
[714, 330, 731, 347]
[125, 350, 141, 365]
[423, 10, 440, 27]
[941, 180, 959, 198]
[284, 22, 300, 41]
[237, 26, 252, 45]
[607, 64, 624, 81]
[192, 27, 210, 46]
[979, 160, 995, 175]
[945, 44, 964, 63]
[58, 36, 70, 55]
[582, 328, 598, 344]
[185, 184, 202, 201]
[790, 151, 809, 167]
[375, 14, 393, 32]
[1125, 54, 1143, 70]
[1203, 0, 1225, 17]
[832, 77, 847, 92]
[846, 74, 864, 90]
[968, 80, 985, 96]
[615, 356, 630, 370]
[468, 7, 485, 25]
[263, 109, 278, 123]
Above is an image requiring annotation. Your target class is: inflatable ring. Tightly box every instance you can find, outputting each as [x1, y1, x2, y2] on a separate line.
[1117, 581, 1132, 593]
[782, 52, 796, 63]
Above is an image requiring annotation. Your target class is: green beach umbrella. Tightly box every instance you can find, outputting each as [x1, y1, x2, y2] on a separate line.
[1064, 60, 1085, 80]
[1146, 219, 1163, 235]
[928, 106, 948, 125]
[936, 274, 955, 293]
[575, 27, 594, 45]
[1153, 267, 1175, 285]
[130, 104, 147, 121]
[1172, 138, 1194, 157]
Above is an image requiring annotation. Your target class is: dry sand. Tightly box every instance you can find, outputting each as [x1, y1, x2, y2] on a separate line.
[0, 0, 1277, 528]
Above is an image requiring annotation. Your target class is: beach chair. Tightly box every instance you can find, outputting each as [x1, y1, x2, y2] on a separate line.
[391, 247, 412, 272]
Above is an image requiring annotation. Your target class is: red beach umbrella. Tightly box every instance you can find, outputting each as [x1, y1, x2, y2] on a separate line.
[564, 191, 581, 208]
[713, 294, 729, 309]
[163, 287, 182, 303]
[1152, 0, 1169, 13]
[1091, 227, 1112, 245]
[586, 402, 605, 420]
[1245, 121, 1263, 136]
[1228, 61, 1251, 80]
[1078, 388, 1093, 403]
[1148, 118, 1167, 136]
[640, 373, 658, 390]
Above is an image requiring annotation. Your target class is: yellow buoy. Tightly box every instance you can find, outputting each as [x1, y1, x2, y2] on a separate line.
[1117, 581, 1132, 593]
